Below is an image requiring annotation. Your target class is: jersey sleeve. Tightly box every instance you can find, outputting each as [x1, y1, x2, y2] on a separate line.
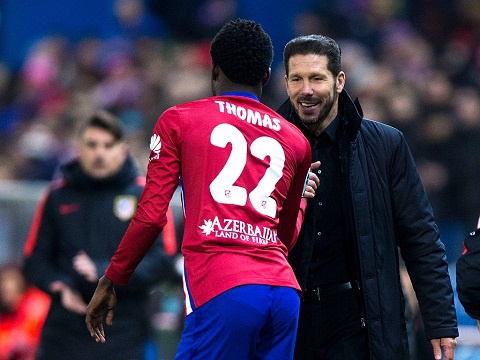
[105, 108, 182, 286]
[277, 137, 312, 251]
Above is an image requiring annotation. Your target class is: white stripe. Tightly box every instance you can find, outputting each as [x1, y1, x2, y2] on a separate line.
[182, 265, 193, 315]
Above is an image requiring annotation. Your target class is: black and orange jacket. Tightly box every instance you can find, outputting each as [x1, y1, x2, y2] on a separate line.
[22, 155, 177, 358]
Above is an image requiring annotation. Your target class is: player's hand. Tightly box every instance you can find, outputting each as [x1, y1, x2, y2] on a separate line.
[73, 250, 99, 283]
[302, 161, 320, 199]
[86, 275, 116, 343]
[430, 337, 456, 360]
[477, 319, 480, 332]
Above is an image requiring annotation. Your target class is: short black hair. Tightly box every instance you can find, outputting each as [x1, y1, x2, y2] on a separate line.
[283, 35, 341, 77]
[210, 18, 273, 86]
[78, 110, 124, 141]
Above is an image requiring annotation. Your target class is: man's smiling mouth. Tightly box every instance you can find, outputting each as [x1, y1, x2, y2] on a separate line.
[300, 102, 318, 108]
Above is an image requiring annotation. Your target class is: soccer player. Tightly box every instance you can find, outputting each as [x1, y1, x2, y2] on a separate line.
[86, 19, 317, 360]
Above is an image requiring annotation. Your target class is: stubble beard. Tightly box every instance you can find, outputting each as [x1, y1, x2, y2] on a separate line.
[294, 85, 338, 130]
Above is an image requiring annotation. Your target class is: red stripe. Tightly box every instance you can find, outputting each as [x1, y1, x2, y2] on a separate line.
[163, 206, 177, 255]
[23, 191, 49, 257]
[24, 180, 66, 257]
[135, 176, 146, 186]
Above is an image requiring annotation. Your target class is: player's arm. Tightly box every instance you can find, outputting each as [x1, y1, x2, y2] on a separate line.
[277, 142, 313, 250]
[104, 108, 182, 286]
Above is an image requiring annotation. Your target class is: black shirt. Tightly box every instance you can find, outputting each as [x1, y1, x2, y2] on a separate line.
[297, 113, 352, 289]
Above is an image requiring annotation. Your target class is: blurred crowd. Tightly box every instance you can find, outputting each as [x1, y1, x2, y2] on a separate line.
[0, 0, 479, 262]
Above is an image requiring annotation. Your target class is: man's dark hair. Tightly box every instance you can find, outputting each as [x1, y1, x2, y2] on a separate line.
[210, 18, 273, 86]
[283, 35, 342, 77]
[78, 110, 124, 141]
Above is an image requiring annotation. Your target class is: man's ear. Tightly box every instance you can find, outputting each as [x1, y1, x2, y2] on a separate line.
[262, 67, 271, 87]
[336, 71, 346, 93]
[211, 64, 220, 81]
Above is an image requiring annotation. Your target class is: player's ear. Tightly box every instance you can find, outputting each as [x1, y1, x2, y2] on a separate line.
[211, 64, 220, 81]
[262, 67, 271, 87]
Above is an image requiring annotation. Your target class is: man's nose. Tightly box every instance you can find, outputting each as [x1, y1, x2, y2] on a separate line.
[300, 81, 314, 95]
[93, 145, 108, 157]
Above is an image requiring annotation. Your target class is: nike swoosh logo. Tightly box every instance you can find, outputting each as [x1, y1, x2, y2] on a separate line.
[59, 203, 80, 215]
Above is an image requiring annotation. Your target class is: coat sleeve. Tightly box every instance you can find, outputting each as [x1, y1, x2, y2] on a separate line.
[23, 189, 77, 293]
[456, 229, 480, 320]
[390, 132, 458, 339]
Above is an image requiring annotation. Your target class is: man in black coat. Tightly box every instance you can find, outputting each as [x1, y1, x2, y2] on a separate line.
[456, 220, 480, 332]
[277, 34, 458, 360]
[23, 110, 177, 360]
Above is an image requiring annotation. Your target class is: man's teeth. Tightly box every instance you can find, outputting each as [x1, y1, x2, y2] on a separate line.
[301, 103, 315, 108]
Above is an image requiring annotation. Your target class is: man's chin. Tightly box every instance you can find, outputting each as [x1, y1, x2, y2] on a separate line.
[292, 105, 320, 124]
[89, 170, 110, 179]
[299, 114, 320, 125]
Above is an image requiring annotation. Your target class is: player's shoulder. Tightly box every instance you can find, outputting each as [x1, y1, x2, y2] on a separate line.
[278, 114, 305, 136]
[269, 110, 308, 145]
[169, 97, 214, 111]
[155, 98, 212, 133]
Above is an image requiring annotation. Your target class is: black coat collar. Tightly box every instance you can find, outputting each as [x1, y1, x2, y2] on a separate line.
[276, 89, 363, 142]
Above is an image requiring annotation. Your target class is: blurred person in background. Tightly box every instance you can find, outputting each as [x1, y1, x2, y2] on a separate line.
[22, 110, 177, 360]
[456, 215, 480, 333]
[0, 264, 50, 360]
[276, 34, 458, 360]
[448, 87, 480, 232]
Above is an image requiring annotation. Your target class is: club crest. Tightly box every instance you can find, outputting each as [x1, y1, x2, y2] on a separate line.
[113, 196, 137, 221]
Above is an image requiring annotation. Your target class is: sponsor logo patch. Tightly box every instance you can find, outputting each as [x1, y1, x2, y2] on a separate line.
[149, 134, 161, 161]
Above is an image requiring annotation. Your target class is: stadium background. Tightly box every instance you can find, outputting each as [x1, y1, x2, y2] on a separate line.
[0, 0, 480, 358]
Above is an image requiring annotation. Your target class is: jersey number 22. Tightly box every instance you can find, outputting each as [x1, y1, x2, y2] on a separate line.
[209, 123, 285, 218]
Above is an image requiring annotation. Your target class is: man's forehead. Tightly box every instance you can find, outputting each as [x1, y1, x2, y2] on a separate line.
[81, 127, 117, 142]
